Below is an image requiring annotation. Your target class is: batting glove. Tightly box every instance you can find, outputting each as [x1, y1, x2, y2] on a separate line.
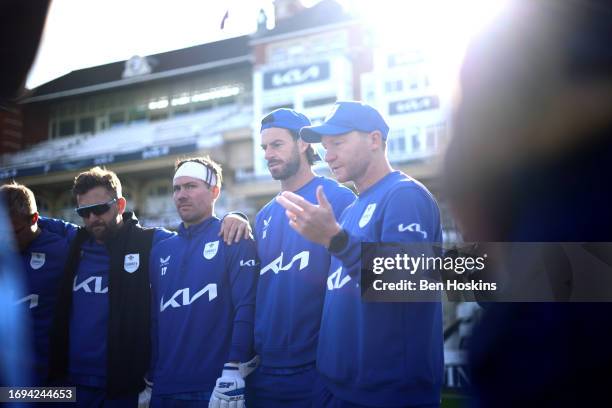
[138, 378, 153, 408]
[208, 363, 245, 408]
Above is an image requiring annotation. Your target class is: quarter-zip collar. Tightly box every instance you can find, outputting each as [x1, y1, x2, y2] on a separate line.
[178, 216, 218, 238]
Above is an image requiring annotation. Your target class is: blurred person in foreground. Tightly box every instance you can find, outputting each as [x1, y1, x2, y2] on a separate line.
[443, 1, 612, 406]
[0, 187, 34, 389]
[0, 0, 52, 390]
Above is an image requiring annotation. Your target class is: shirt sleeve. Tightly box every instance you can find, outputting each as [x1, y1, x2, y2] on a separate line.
[38, 217, 79, 242]
[380, 186, 442, 244]
[329, 186, 356, 220]
[224, 239, 259, 362]
[222, 211, 249, 222]
[152, 228, 176, 247]
[330, 230, 363, 275]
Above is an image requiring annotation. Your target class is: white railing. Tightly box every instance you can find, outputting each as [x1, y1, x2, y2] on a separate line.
[2, 104, 254, 168]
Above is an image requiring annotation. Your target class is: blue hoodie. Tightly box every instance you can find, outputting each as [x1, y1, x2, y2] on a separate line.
[254, 176, 355, 368]
[317, 171, 444, 407]
[149, 216, 259, 396]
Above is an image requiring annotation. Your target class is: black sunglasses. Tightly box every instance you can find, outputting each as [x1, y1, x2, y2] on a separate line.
[75, 198, 117, 218]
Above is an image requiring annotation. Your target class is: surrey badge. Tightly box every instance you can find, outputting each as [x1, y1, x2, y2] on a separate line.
[124, 253, 140, 273]
[30, 252, 45, 270]
[359, 203, 377, 228]
[203, 241, 219, 260]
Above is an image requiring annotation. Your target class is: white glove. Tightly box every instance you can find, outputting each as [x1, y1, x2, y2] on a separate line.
[238, 355, 260, 378]
[208, 363, 245, 408]
[138, 384, 152, 408]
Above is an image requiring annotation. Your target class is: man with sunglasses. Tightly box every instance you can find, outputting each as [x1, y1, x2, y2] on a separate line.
[148, 157, 259, 408]
[1, 182, 69, 385]
[47, 166, 175, 408]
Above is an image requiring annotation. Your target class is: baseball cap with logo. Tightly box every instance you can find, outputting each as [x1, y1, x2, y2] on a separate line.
[300, 101, 390, 143]
[260, 108, 311, 133]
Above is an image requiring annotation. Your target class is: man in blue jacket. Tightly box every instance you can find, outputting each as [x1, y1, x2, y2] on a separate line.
[277, 101, 444, 408]
[247, 109, 355, 407]
[47, 167, 175, 408]
[2, 182, 68, 385]
[149, 157, 259, 408]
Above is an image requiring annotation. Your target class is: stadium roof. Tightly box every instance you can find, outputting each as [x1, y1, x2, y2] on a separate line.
[24, 35, 251, 102]
[23, 0, 353, 103]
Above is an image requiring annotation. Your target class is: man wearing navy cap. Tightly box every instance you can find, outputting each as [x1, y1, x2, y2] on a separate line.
[277, 101, 444, 407]
[246, 109, 355, 407]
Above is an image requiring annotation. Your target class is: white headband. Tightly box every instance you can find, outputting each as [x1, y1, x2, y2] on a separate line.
[173, 161, 217, 187]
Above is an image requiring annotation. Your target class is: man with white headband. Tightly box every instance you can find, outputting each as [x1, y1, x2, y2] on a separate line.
[148, 156, 259, 408]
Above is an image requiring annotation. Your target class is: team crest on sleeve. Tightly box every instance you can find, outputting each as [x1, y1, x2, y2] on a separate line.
[359, 203, 377, 228]
[203, 241, 219, 260]
[124, 253, 140, 273]
[30, 252, 46, 270]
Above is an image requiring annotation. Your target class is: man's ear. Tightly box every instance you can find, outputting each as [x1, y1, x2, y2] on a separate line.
[369, 130, 384, 151]
[211, 185, 220, 200]
[117, 197, 127, 214]
[297, 138, 310, 155]
[31, 212, 39, 226]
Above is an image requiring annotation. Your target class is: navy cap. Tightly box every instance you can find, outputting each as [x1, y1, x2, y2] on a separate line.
[300, 101, 390, 143]
[260, 108, 311, 133]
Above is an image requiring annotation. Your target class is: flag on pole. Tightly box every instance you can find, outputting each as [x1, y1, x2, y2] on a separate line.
[220, 9, 229, 30]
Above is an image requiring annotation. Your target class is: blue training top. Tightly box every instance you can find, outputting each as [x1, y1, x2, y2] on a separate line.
[254, 176, 355, 368]
[150, 216, 259, 396]
[317, 171, 444, 407]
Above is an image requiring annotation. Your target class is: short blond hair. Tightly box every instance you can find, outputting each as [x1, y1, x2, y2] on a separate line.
[0, 181, 37, 219]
